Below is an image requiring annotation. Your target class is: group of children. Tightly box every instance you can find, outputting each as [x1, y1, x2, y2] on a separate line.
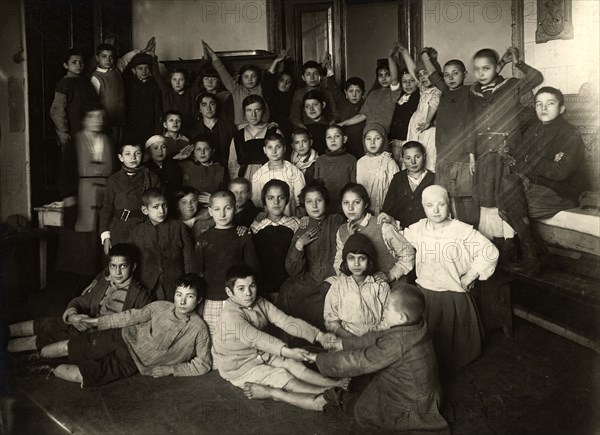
[13, 34, 587, 433]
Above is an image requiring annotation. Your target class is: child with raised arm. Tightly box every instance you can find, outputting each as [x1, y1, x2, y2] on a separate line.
[467, 47, 543, 257]
[356, 123, 399, 214]
[308, 125, 357, 214]
[309, 286, 449, 434]
[29, 274, 211, 388]
[214, 264, 348, 411]
[8, 244, 150, 354]
[128, 188, 195, 301]
[250, 132, 305, 216]
[290, 128, 319, 174]
[421, 47, 477, 224]
[204, 41, 268, 126]
[399, 44, 441, 172]
[263, 49, 294, 140]
[324, 233, 390, 337]
[99, 143, 162, 253]
[402, 185, 499, 372]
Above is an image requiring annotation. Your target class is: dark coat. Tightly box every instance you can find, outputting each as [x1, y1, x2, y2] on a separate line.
[124, 76, 163, 145]
[382, 170, 435, 228]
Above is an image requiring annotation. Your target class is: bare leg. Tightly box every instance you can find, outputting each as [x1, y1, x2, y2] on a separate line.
[284, 361, 350, 389]
[52, 364, 83, 384]
[40, 340, 69, 358]
[244, 383, 327, 411]
[283, 378, 329, 395]
[7, 337, 37, 353]
[9, 320, 34, 337]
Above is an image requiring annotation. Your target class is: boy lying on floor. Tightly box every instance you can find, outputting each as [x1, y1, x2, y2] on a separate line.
[29, 273, 211, 388]
[213, 264, 348, 411]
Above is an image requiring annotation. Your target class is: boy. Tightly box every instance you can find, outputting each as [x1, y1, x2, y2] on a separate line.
[290, 59, 340, 128]
[499, 86, 585, 272]
[8, 244, 151, 354]
[128, 188, 195, 301]
[179, 135, 226, 196]
[213, 264, 347, 411]
[250, 133, 306, 216]
[466, 47, 543, 255]
[99, 143, 162, 253]
[421, 48, 478, 225]
[191, 92, 235, 166]
[162, 110, 190, 157]
[290, 127, 318, 174]
[145, 135, 183, 205]
[229, 178, 259, 227]
[30, 273, 211, 388]
[124, 52, 163, 145]
[308, 286, 449, 433]
[50, 49, 99, 147]
[308, 125, 357, 214]
[194, 191, 260, 350]
[339, 77, 366, 159]
[302, 90, 330, 155]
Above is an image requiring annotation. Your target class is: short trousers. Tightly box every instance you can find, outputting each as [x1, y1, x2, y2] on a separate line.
[229, 354, 306, 389]
[34, 316, 88, 349]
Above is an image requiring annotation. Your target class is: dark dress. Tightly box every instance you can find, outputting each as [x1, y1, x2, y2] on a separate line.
[382, 170, 435, 228]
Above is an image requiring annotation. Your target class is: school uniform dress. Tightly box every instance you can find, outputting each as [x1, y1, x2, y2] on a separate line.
[334, 213, 414, 282]
[323, 275, 390, 336]
[307, 150, 357, 214]
[357, 151, 399, 215]
[33, 271, 150, 349]
[402, 218, 499, 372]
[228, 126, 279, 181]
[70, 301, 211, 388]
[250, 161, 306, 216]
[316, 320, 449, 434]
[382, 169, 435, 228]
[407, 86, 441, 171]
[277, 213, 344, 329]
[251, 216, 300, 298]
[128, 219, 195, 301]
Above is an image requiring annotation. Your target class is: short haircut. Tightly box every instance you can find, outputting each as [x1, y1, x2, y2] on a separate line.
[388, 285, 425, 322]
[229, 177, 251, 191]
[303, 90, 326, 105]
[264, 132, 285, 146]
[196, 91, 218, 110]
[95, 43, 115, 56]
[344, 77, 365, 92]
[118, 143, 143, 155]
[108, 243, 138, 264]
[473, 48, 499, 64]
[299, 179, 330, 208]
[225, 264, 256, 290]
[301, 60, 322, 74]
[535, 86, 565, 106]
[422, 185, 450, 205]
[242, 94, 266, 111]
[141, 187, 166, 205]
[174, 185, 200, 203]
[261, 179, 290, 205]
[237, 64, 262, 85]
[169, 68, 187, 79]
[444, 59, 467, 72]
[163, 109, 183, 121]
[209, 190, 235, 207]
[63, 48, 84, 65]
[402, 141, 426, 156]
[202, 66, 219, 78]
[191, 133, 213, 149]
[291, 127, 312, 140]
[340, 182, 371, 210]
[340, 254, 377, 276]
[175, 273, 206, 299]
[325, 124, 344, 136]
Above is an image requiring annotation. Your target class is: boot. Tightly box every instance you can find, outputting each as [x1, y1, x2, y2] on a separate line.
[502, 238, 517, 264]
[511, 239, 541, 274]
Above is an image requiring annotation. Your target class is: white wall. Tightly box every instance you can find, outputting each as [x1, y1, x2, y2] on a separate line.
[523, 0, 600, 95]
[131, 0, 269, 61]
[0, 0, 31, 221]
[422, 0, 513, 83]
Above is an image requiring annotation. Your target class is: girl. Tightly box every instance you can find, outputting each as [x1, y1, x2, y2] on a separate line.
[263, 49, 294, 141]
[380, 141, 435, 228]
[250, 180, 300, 301]
[227, 95, 280, 181]
[323, 232, 390, 337]
[196, 66, 234, 124]
[399, 45, 441, 171]
[179, 135, 227, 200]
[334, 183, 414, 286]
[356, 123, 399, 214]
[174, 186, 213, 240]
[204, 40, 268, 126]
[277, 181, 344, 330]
[388, 69, 420, 164]
[290, 127, 318, 174]
[402, 185, 499, 372]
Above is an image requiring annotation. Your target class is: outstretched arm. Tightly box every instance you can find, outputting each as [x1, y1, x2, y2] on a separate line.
[203, 40, 236, 93]
[398, 44, 417, 80]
